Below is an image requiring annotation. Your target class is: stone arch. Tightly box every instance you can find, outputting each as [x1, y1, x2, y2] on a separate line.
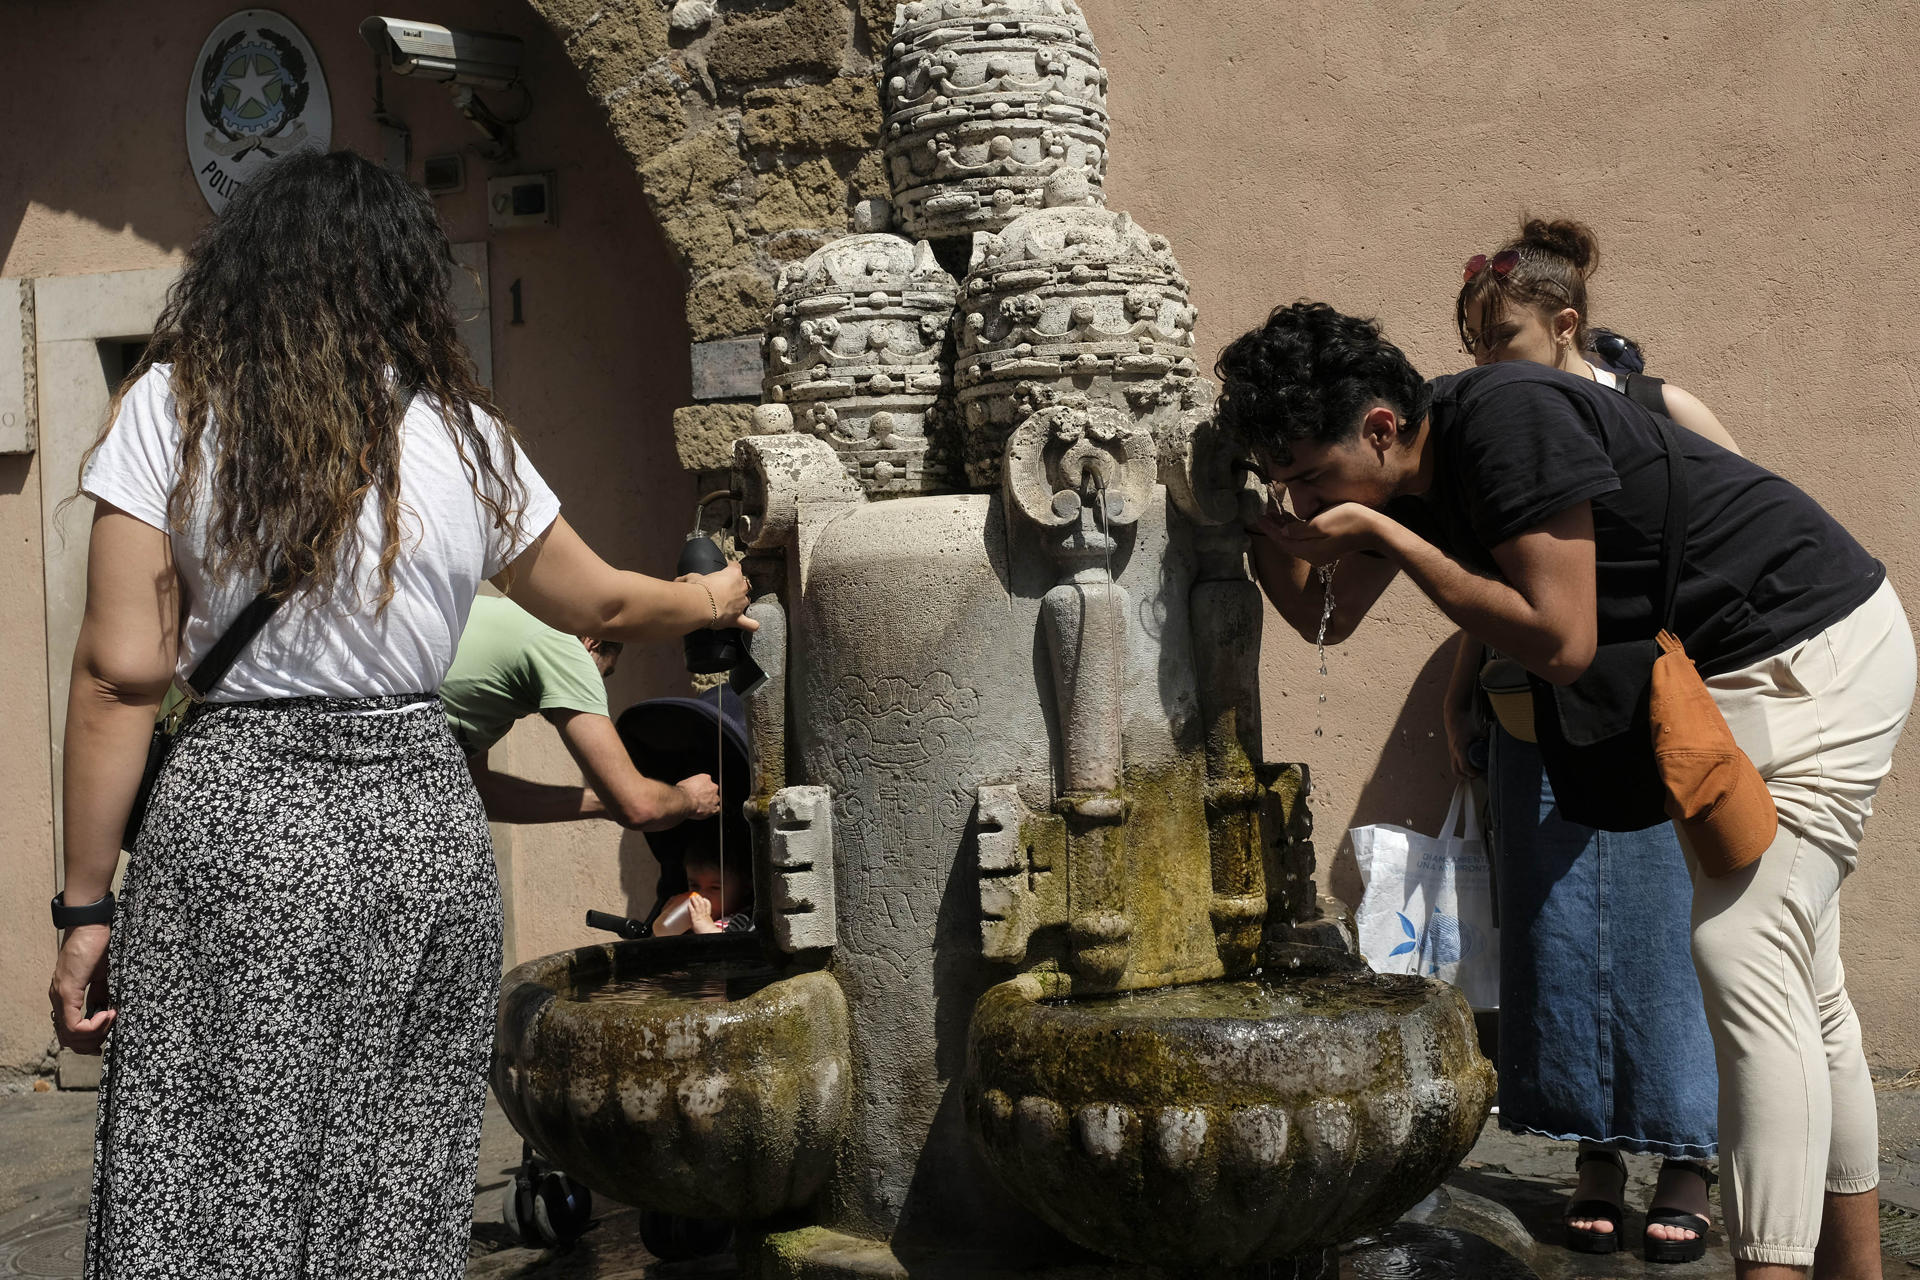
[522, 0, 888, 473]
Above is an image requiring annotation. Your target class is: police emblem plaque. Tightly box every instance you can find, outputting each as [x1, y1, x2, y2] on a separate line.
[186, 10, 333, 212]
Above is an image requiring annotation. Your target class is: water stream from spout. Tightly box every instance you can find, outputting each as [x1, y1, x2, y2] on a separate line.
[1312, 563, 1336, 737]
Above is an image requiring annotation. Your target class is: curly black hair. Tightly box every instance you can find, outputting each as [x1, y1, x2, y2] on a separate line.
[1215, 301, 1430, 466]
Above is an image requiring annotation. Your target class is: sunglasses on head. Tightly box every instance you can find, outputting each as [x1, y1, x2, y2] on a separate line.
[1462, 249, 1520, 282]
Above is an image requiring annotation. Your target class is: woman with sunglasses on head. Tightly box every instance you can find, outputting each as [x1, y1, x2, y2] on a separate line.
[45, 149, 755, 1279]
[1443, 219, 1733, 1264]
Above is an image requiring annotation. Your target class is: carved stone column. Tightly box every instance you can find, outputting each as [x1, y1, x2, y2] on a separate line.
[1003, 400, 1154, 986]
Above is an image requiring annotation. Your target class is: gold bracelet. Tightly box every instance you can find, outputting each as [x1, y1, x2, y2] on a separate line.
[698, 581, 718, 627]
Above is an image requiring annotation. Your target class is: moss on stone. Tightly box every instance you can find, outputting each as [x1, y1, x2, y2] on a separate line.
[492, 943, 854, 1221]
[960, 969, 1497, 1268]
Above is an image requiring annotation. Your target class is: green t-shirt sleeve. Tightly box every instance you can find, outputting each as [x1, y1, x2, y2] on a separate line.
[523, 623, 610, 719]
[441, 596, 606, 754]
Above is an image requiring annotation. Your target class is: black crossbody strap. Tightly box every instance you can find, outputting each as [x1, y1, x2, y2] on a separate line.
[1655, 416, 1690, 630]
[178, 391, 412, 700]
[1624, 372, 1669, 418]
[184, 582, 286, 697]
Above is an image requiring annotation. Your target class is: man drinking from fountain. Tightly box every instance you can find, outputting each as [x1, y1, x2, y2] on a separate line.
[1215, 300, 1910, 1280]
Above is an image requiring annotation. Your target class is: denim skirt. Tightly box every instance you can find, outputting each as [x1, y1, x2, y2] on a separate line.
[1486, 726, 1718, 1158]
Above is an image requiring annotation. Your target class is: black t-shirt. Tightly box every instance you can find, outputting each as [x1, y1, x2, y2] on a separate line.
[1386, 362, 1884, 676]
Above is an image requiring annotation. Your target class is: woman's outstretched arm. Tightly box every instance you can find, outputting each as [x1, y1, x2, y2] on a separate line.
[498, 515, 759, 643]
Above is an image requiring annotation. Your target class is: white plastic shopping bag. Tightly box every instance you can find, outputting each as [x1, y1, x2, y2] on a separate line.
[1350, 782, 1499, 1010]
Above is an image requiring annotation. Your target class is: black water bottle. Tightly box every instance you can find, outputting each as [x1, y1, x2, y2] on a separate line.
[678, 532, 746, 674]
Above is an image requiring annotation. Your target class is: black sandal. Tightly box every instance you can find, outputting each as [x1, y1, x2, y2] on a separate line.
[1644, 1159, 1716, 1264]
[1564, 1148, 1628, 1255]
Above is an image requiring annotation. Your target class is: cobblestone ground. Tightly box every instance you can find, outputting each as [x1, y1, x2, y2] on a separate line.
[3, 1078, 1917, 1277]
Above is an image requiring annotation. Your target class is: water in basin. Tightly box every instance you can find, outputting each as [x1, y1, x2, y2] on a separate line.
[1042, 972, 1439, 1021]
[568, 957, 781, 1007]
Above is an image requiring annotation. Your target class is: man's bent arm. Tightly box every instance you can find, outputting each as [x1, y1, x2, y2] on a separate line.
[1249, 514, 1401, 644]
[552, 710, 694, 831]
[1374, 502, 1598, 685]
[467, 758, 609, 824]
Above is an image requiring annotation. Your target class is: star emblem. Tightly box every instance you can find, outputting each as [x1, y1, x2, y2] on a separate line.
[226, 57, 280, 114]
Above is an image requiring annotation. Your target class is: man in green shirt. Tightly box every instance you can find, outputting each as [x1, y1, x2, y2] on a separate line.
[442, 595, 718, 828]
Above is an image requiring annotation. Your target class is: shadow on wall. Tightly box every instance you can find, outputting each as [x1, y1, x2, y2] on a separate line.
[1322, 637, 1460, 908]
[0, 457, 28, 500]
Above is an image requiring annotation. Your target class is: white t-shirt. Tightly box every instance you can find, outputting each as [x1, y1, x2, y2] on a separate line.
[82, 364, 561, 702]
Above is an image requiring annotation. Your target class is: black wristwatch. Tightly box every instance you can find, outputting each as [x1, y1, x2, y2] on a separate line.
[51, 890, 116, 930]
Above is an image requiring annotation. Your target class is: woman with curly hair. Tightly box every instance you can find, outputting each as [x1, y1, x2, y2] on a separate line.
[46, 149, 753, 1279]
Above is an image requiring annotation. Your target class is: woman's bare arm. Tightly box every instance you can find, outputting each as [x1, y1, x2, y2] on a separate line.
[53, 504, 180, 1052]
[62, 506, 179, 902]
[496, 515, 757, 642]
[1661, 383, 1742, 456]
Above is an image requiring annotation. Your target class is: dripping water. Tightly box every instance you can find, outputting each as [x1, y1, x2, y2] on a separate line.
[1312, 563, 1336, 737]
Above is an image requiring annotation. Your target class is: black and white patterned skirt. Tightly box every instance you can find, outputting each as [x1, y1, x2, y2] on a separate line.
[88, 695, 502, 1279]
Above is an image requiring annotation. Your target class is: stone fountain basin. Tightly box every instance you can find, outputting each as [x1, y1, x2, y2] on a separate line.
[965, 970, 1495, 1270]
[491, 934, 852, 1220]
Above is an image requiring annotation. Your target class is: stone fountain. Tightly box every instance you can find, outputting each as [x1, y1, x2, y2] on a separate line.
[491, 3, 1494, 1276]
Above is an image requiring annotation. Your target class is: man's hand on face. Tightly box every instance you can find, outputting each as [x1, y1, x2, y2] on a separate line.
[1246, 492, 1303, 544]
[1272, 502, 1386, 566]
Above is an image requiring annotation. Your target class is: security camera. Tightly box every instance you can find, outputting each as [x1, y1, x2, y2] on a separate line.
[358, 17, 523, 90]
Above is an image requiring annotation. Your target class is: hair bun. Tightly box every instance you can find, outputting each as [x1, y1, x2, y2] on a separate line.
[1519, 218, 1599, 277]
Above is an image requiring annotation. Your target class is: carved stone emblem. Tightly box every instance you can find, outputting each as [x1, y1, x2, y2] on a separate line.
[884, 0, 1111, 242]
[764, 234, 960, 496]
[956, 179, 1199, 485]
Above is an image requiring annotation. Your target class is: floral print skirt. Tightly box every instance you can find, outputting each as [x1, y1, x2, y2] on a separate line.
[87, 696, 502, 1279]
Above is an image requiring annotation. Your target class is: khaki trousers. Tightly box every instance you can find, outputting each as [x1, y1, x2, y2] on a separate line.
[1680, 578, 1915, 1267]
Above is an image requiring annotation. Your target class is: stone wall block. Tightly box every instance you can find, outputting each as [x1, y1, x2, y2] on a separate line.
[604, 67, 691, 162]
[685, 265, 779, 342]
[768, 785, 839, 952]
[706, 0, 857, 86]
[530, 0, 671, 93]
[742, 81, 881, 155]
[745, 157, 851, 237]
[764, 230, 836, 262]
[674, 402, 758, 472]
[642, 122, 749, 213]
[660, 206, 745, 277]
[854, 0, 897, 54]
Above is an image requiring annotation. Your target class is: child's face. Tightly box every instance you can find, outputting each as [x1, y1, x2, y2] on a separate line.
[686, 863, 748, 913]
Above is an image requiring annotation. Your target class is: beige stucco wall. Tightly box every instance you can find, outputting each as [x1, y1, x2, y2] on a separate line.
[0, 0, 694, 1074]
[1076, 0, 1920, 1062]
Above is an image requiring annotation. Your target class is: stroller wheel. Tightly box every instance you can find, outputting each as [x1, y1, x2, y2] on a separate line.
[532, 1171, 594, 1246]
[501, 1177, 538, 1244]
